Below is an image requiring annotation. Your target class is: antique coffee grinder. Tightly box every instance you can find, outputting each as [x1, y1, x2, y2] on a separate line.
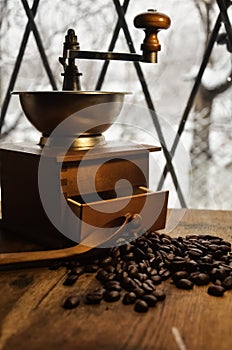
[0, 9, 170, 253]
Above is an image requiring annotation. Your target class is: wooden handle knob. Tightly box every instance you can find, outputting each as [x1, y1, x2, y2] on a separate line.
[134, 9, 171, 62]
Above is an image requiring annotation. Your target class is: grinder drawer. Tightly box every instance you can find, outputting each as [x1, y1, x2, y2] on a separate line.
[66, 186, 168, 242]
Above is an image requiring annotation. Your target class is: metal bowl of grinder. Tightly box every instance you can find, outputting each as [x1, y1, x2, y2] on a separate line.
[12, 91, 129, 148]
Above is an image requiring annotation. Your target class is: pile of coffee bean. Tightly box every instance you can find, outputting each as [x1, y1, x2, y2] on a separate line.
[50, 231, 232, 313]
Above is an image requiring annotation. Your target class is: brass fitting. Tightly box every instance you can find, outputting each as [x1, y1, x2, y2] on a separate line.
[59, 29, 82, 91]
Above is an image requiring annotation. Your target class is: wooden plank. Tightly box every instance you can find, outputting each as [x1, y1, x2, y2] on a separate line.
[0, 141, 161, 162]
[0, 209, 231, 350]
[165, 209, 232, 239]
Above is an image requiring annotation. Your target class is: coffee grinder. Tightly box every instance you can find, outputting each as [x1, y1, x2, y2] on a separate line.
[0, 9, 170, 251]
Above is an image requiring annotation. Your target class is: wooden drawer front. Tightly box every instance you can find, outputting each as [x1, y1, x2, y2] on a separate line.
[61, 156, 149, 197]
[67, 187, 168, 241]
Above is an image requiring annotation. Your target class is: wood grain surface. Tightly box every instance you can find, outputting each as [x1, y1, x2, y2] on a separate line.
[0, 209, 231, 350]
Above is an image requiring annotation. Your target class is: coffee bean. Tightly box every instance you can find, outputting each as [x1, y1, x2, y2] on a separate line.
[139, 262, 148, 272]
[214, 279, 222, 286]
[210, 268, 227, 281]
[160, 245, 172, 253]
[222, 276, 232, 290]
[104, 281, 122, 292]
[142, 294, 157, 307]
[150, 256, 162, 268]
[175, 279, 194, 290]
[188, 248, 203, 258]
[147, 247, 153, 254]
[134, 299, 149, 313]
[172, 271, 189, 281]
[132, 287, 145, 297]
[101, 256, 114, 266]
[133, 278, 143, 288]
[152, 289, 166, 301]
[63, 296, 80, 309]
[172, 245, 183, 256]
[96, 269, 108, 282]
[63, 274, 79, 286]
[125, 252, 135, 261]
[84, 264, 99, 273]
[104, 273, 117, 282]
[200, 256, 213, 264]
[120, 243, 133, 255]
[147, 267, 158, 276]
[191, 242, 208, 253]
[150, 275, 162, 285]
[199, 262, 214, 273]
[111, 248, 121, 259]
[185, 260, 199, 272]
[122, 261, 128, 270]
[185, 234, 198, 239]
[221, 255, 230, 262]
[209, 244, 220, 252]
[104, 290, 121, 302]
[169, 260, 186, 272]
[221, 241, 231, 248]
[142, 281, 155, 293]
[161, 233, 171, 241]
[161, 238, 172, 245]
[135, 247, 146, 259]
[71, 266, 85, 275]
[166, 253, 175, 261]
[136, 273, 147, 282]
[85, 289, 105, 304]
[126, 261, 136, 270]
[206, 236, 222, 242]
[207, 285, 225, 297]
[128, 265, 138, 275]
[159, 269, 171, 280]
[116, 271, 124, 282]
[122, 292, 137, 305]
[116, 262, 122, 271]
[64, 260, 78, 269]
[220, 264, 232, 273]
[191, 273, 210, 286]
[104, 265, 115, 274]
[122, 277, 137, 290]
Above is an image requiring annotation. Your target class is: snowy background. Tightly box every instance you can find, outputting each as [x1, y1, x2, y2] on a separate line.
[0, 0, 231, 210]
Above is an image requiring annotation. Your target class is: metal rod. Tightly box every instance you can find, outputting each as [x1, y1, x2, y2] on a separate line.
[216, 0, 232, 51]
[21, 0, 57, 90]
[95, 0, 130, 90]
[67, 50, 143, 62]
[0, 0, 40, 133]
[113, 0, 187, 207]
[157, 13, 222, 191]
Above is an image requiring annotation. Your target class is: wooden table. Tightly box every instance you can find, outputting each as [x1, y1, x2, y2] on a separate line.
[0, 209, 232, 350]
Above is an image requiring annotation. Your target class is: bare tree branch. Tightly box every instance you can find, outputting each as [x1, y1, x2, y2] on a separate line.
[1, 111, 22, 138]
[193, 0, 206, 29]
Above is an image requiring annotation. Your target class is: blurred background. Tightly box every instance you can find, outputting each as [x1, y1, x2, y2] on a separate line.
[0, 0, 231, 210]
